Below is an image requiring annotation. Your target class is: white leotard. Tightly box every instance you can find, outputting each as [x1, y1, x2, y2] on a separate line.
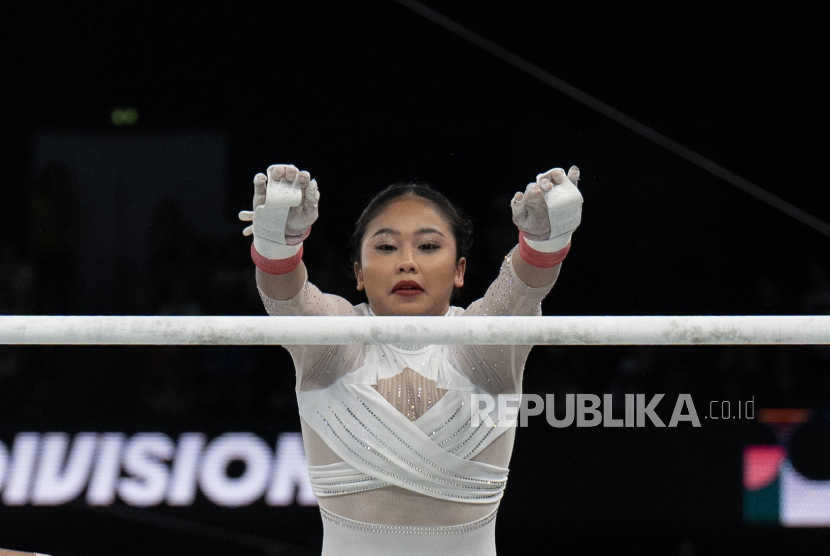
[259, 249, 557, 555]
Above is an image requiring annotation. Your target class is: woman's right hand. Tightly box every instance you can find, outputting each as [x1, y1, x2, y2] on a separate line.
[238, 164, 320, 259]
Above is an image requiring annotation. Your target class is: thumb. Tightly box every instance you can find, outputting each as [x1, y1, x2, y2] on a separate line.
[567, 166, 580, 187]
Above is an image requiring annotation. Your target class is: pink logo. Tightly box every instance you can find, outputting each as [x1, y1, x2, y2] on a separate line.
[743, 445, 786, 491]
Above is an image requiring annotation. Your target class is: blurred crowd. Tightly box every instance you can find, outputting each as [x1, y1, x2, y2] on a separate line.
[1, 165, 829, 429]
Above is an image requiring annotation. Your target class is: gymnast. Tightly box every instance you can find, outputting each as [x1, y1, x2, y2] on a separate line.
[239, 163, 582, 555]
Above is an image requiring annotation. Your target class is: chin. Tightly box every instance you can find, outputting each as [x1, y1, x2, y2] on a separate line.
[372, 298, 439, 317]
[396, 302, 448, 317]
[396, 307, 433, 316]
[385, 305, 428, 317]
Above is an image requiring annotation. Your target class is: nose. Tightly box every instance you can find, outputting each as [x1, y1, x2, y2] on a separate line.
[397, 245, 418, 273]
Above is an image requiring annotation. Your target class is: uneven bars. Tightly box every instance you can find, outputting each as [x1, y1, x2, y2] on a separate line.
[0, 316, 828, 345]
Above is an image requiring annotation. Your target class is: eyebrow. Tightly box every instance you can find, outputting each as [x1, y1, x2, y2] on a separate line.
[371, 228, 446, 237]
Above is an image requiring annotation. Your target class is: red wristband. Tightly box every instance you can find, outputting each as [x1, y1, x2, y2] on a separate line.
[518, 233, 570, 268]
[251, 243, 304, 275]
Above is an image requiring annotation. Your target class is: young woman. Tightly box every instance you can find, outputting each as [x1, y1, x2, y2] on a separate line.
[239, 163, 582, 556]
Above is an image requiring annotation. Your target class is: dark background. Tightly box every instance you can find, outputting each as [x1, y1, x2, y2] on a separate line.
[1, 1, 829, 555]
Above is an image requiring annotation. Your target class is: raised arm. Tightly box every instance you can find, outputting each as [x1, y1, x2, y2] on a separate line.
[465, 165, 582, 316]
[457, 165, 583, 393]
[239, 164, 318, 300]
[239, 164, 358, 390]
[239, 164, 354, 318]
[510, 165, 581, 287]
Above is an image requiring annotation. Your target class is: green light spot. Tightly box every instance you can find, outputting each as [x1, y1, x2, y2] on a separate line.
[111, 108, 139, 126]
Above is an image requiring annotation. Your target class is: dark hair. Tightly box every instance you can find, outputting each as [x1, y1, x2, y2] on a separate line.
[349, 182, 474, 268]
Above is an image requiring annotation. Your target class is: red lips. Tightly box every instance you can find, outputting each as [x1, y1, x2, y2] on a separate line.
[392, 280, 424, 296]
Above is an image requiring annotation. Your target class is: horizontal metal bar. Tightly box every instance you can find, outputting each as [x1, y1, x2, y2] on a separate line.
[1, 315, 828, 345]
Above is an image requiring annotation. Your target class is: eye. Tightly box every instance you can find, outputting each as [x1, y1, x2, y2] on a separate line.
[419, 242, 440, 251]
[375, 243, 396, 251]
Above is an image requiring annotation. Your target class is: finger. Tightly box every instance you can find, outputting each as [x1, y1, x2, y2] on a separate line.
[304, 179, 320, 205]
[298, 170, 311, 187]
[510, 193, 526, 217]
[238, 210, 254, 222]
[549, 168, 566, 185]
[284, 164, 298, 182]
[252, 173, 267, 209]
[538, 177, 553, 192]
[524, 182, 544, 202]
[567, 165, 580, 187]
[536, 167, 565, 185]
[253, 173, 267, 196]
[268, 165, 286, 181]
[242, 225, 253, 236]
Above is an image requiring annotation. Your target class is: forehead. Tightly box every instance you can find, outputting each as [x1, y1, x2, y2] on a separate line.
[364, 196, 453, 233]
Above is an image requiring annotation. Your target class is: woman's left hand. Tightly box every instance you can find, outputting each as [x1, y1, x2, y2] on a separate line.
[511, 166, 582, 242]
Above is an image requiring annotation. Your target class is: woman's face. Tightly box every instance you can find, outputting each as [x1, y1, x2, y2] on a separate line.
[354, 195, 466, 316]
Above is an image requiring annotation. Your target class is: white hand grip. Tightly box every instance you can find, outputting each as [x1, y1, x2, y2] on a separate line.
[265, 164, 303, 207]
[543, 179, 583, 238]
[253, 165, 303, 245]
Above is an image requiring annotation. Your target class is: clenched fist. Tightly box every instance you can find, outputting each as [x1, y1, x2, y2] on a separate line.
[511, 166, 582, 251]
[238, 164, 319, 259]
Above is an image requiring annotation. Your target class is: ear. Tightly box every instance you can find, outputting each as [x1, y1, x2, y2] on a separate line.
[354, 261, 365, 291]
[454, 257, 466, 289]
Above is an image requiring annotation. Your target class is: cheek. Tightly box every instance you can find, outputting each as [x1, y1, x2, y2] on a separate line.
[431, 255, 461, 283]
[360, 253, 380, 275]
[359, 256, 387, 287]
